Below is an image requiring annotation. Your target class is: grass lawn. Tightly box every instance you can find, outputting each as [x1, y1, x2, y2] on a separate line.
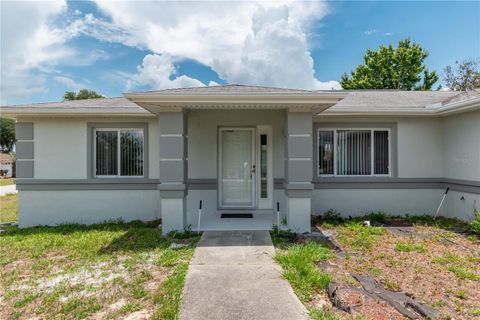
[0, 221, 200, 320]
[0, 178, 15, 186]
[0, 193, 17, 223]
[272, 215, 480, 319]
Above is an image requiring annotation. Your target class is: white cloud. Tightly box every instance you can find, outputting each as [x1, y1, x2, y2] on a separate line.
[92, 0, 340, 90]
[127, 54, 205, 90]
[0, 1, 110, 104]
[54, 76, 83, 91]
[0, 0, 69, 103]
[1, 0, 342, 104]
[383, 32, 394, 36]
[364, 29, 378, 35]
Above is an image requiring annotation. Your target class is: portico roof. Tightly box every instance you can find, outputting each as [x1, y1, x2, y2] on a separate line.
[124, 84, 347, 114]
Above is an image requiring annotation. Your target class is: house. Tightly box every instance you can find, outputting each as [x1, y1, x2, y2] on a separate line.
[0, 153, 14, 177]
[1, 85, 479, 234]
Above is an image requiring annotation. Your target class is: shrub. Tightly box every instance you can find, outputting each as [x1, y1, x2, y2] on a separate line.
[470, 211, 480, 235]
[323, 209, 342, 221]
[365, 211, 388, 222]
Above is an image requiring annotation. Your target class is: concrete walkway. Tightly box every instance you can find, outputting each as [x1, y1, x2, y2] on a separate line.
[180, 231, 309, 320]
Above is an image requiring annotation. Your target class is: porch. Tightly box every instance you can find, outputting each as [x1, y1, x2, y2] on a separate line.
[124, 85, 346, 234]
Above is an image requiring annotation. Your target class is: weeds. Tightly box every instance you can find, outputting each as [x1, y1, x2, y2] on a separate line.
[394, 239, 426, 253]
[0, 221, 199, 319]
[337, 221, 385, 252]
[470, 211, 480, 235]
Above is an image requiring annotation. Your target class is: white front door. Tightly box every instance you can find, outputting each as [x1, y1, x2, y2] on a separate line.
[219, 128, 255, 208]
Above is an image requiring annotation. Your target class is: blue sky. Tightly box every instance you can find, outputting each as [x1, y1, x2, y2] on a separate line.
[1, 1, 479, 105]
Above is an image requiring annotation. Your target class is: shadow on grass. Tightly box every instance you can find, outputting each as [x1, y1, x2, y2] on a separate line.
[0, 219, 201, 254]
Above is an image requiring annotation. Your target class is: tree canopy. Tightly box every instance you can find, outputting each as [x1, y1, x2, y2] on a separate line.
[340, 39, 438, 90]
[0, 118, 15, 152]
[63, 89, 104, 101]
[443, 58, 480, 91]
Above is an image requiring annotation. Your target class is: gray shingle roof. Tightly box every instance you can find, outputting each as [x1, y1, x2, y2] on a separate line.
[330, 91, 458, 108]
[2, 85, 479, 116]
[441, 88, 480, 105]
[133, 84, 312, 94]
[3, 97, 143, 110]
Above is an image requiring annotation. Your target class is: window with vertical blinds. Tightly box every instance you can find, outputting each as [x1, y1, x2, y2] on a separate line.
[318, 129, 390, 176]
[95, 129, 144, 177]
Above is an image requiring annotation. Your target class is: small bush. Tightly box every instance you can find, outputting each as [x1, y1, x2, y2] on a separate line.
[470, 211, 480, 235]
[365, 211, 388, 222]
[323, 209, 342, 221]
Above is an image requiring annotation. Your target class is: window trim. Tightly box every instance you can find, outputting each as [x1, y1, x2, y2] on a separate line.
[87, 123, 149, 179]
[317, 127, 392, 177]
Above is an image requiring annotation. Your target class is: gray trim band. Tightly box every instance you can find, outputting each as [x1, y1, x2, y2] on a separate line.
[313, 177, 480, 194]
[16, 141, 34, 159]
[16, 160, 34, 178]
[15, 178, 480, 194]
[87, 122, 149, 179]
[187, 179, 217, 190]
[16, 179, 158, 190]
[186, 178, 286, 190]
[15, 122, 34, 140]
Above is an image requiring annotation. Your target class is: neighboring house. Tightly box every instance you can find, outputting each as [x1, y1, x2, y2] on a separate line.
[0, 153, 14, 177]
[1, 85, 479, 234]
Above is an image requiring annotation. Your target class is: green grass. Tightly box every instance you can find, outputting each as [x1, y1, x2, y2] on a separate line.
[0, 221, 200, 319]
[336, 221, 385, 252]
[0, 178, 15, 186]
[447, 266, 480, 281]
[271, 231, 336, 319]
[394, 239, 426, 253]
[0, 193, 17, 222]
[432, 253, 480, 281]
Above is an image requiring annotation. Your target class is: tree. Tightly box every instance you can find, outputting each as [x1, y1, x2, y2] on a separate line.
[443, 58, 480, 91]
[63, 89, 104, 100]
[341, 39, 438, 90]
[0, 117, 15, 152]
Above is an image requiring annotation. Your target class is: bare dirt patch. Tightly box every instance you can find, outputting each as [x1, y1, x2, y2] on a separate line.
[315, 222, 480, 319]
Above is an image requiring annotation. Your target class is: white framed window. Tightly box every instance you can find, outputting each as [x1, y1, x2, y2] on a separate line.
[94, 128, 144, 177]
[318, 128, 390, 176]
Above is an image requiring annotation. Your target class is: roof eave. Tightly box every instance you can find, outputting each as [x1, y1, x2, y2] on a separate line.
[0, 108, 154, 118]
[124, 92, 347, 114]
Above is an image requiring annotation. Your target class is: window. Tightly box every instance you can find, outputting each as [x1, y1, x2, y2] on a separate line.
[318, 129, 390, 176]
[95, 129, 144, 177]
[260, 134, 268, 198]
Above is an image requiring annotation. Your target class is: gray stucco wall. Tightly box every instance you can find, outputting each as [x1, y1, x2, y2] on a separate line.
[14, 109, 480, 228]
[442, 109, 480, 181]
[313, 115, 480, 221]
[20, 117, 159, 179]
[18, 190, 159, 227]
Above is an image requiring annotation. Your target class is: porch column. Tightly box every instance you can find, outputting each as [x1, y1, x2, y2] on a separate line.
[158, 111, 188, 235]
[285, 110, 313, 233]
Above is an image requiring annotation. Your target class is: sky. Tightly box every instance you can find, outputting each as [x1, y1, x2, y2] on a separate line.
[1, 0, 479, 105]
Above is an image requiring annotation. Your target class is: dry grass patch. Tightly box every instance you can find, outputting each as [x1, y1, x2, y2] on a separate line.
[0, 193, 17, 223]
[0, 178, 15, 187]
[316, 218, 480, 319]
